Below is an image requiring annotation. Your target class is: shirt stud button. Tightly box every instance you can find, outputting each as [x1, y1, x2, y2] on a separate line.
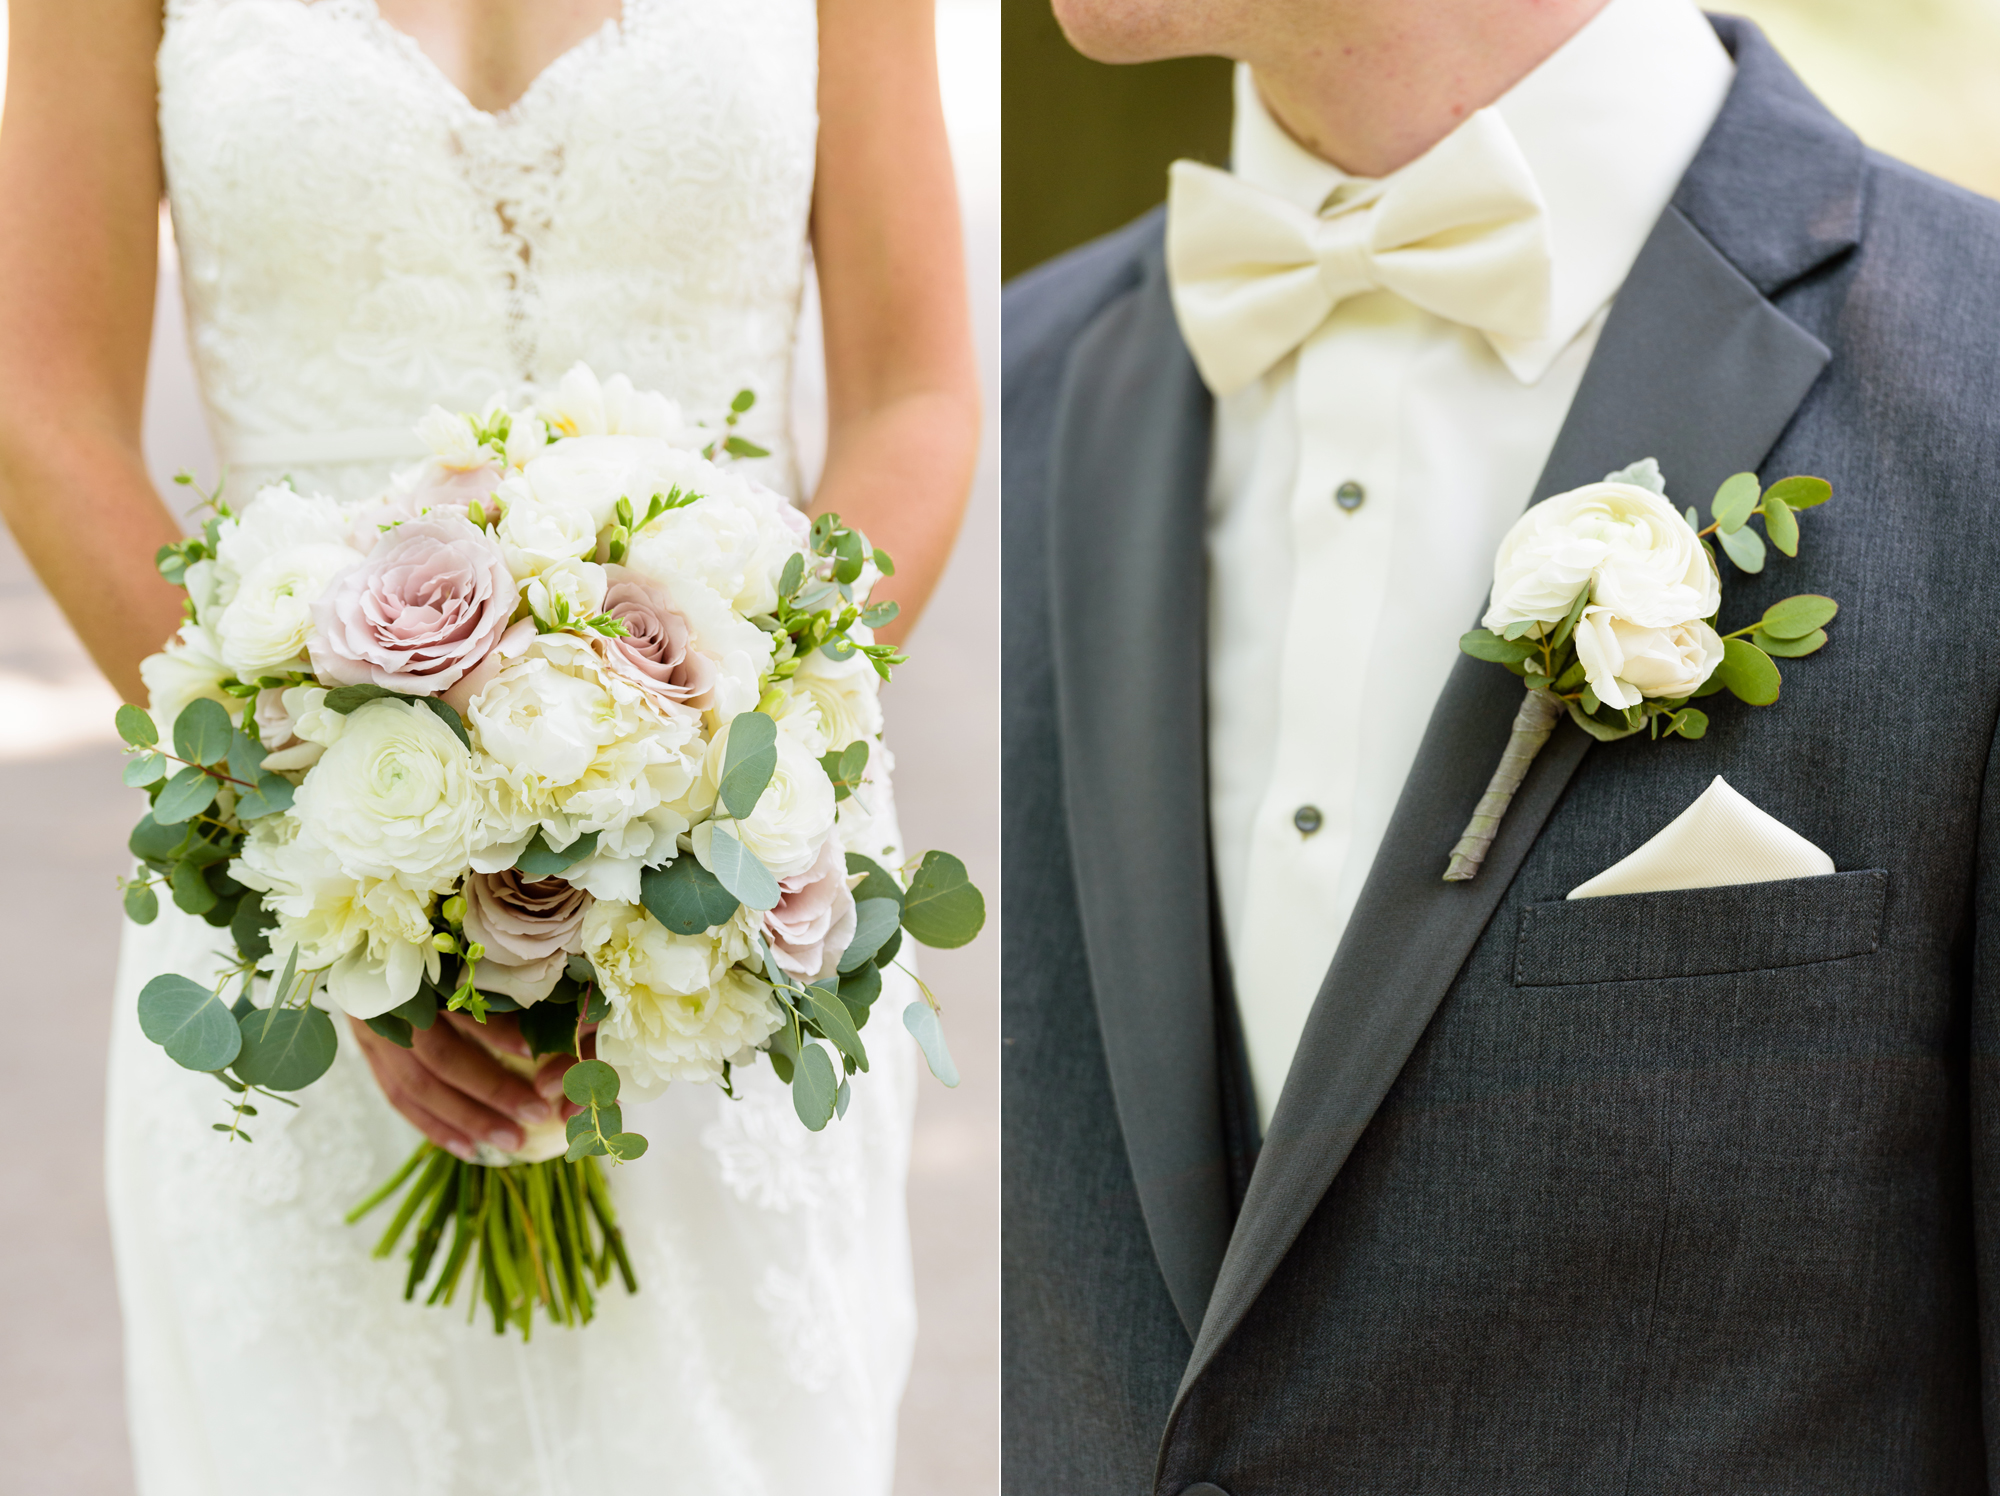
[1335, 480, 1365, 513]
[1294, 805, 1323, 835]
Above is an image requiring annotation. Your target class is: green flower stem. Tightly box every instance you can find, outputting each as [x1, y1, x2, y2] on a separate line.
[1444, 688, 1564, 883]
[350, 1142, 637, 1337]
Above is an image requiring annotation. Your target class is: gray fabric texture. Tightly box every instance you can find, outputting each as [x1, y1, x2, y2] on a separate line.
[1004, 16, 2000, 1495]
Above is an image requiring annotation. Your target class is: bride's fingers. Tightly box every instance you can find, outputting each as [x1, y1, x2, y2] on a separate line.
[408, 1019, 553, 1128]
[443, 1009, 530, 1057]
[348, 1019, 505, 1161]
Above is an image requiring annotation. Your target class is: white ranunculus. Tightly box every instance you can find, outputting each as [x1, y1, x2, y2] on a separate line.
[495, 483, 599, 576]
[766, 678, 828, 757]
[140, 621, 234, 740]
[291, 698, 485, 890]
[690, 718, 837, 879]
[538, 363, 687, 442]
[232, 813, 441, 1019]
[215, 542, 360, 678]
[1573, 608, 1725, 710]
[466, 631, 702, 873]
[582, 899, 778, 1096]
[1482, 481, 1719, 636]
[789, 643, 883, 753]
[525, 559, 609, 629]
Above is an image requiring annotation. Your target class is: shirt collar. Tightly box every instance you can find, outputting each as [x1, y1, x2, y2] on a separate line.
[1229, 0, 1735, 384]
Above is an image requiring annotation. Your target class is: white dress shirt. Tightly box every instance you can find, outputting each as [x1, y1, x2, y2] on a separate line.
[1198, 0, 1734, 1128]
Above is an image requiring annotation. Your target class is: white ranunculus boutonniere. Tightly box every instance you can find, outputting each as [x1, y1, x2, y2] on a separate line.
[1446, 459, 1838, 880]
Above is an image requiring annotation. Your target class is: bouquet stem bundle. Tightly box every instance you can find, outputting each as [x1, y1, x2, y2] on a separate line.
[348, 1143, 637, 1336]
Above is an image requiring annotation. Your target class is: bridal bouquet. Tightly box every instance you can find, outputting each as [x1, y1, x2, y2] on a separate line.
[115, 365, 983, 1334]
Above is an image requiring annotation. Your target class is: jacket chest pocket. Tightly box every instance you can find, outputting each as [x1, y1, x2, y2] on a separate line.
[1512, 869, 1888, 987]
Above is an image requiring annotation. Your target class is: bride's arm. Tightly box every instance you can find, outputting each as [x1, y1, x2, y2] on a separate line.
[809, 0, 980, 646]
[0, 0, 189, 703]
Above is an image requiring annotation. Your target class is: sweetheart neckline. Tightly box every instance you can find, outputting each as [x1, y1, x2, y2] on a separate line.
[351, 0, 632, 123]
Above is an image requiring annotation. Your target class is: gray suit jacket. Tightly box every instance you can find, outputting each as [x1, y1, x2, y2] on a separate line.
[1003, 19, 2000, 1494]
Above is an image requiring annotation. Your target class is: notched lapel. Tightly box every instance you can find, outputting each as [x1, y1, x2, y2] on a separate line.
[1049, 238, 1232, 1336]
[1170, 23, 1853, 1415]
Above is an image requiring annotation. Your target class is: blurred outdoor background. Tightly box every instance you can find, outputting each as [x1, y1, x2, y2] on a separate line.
[1002, 0, 2000, 279]
[0, 1, 997, 1492]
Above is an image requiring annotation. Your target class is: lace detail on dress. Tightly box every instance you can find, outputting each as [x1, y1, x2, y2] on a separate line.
[157, 0, 818, 501]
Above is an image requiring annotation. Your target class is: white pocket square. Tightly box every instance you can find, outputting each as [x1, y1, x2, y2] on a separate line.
[1567, 775, 1834, 900]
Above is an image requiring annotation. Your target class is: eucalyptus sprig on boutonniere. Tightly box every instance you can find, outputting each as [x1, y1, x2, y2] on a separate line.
[1443, 459, 1837, 881]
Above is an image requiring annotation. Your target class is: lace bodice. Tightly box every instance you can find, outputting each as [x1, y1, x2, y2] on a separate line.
[157, 0, 818, 500]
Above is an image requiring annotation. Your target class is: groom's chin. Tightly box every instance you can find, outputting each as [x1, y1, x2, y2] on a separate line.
[1051, 0, 1231, 64]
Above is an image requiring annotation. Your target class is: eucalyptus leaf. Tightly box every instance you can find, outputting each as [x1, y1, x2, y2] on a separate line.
[1711, 471, 1761, 533]
[902, 1001, 960, 1088]
[839, 961, 882, 1026]
[1683, 505, 1700, 532]
[1549, 585, 1591, 652]
[1670, 708, 1709, 739]
[154, 766, 220, 826]
[518, 1001, 580, 1058]
[173, 697, 234, 765]
[872, 548, 896, 577]
[900, 852, 986, 949]
[1603, 457, 1666, 494]
[859, 600, 900, 629]
[718, 711, 778, 820]
[845, 853, 904, 912]
[420, 696, 471, 749]
[1714, 637, 1782, 705]
[235, 770, 296, 820]
[392, 986, 439, 1031]
[778, 552, 805, 599]
[804, 985, 869, 1072]
[1458, 628, 1538, 667]
[230, 893, 277, 963]
[123, 752, 169, 787]
[606, 1132, 649, 1161]
[566, 1134, 607, 1162]
[130, 813, 188, 864]
[1716, 522, 1767, 574]
[1764, 475, 1832, 510]
[838, 898, 903, 973]
[833, 529, 866, 585]
[1552, 658, 1587, 692]
[124, 882, 160, 925]
[836, 1078, 852, 1120]
[1564, 702, 1643, 743]
[365, 1013, 415, 1048]
[819, 635, 859, 662]
[706, 823, 781, 911]
[515, 828, 600, 880]
[792, 1043, 839, 1131]
[116, 703, 159, 748]
[234, 1005, 338, 1091]
[226, 729, 265, 787]
[1752, 628, 1827, 658]
[138, 974, 243, 1071]
[1762, 495, 1799, 556]
[1760, 594, 1838, 639]
[322, 683, 397, 713]
[170, 857, 220, 915]
[562, 1059, 620, 1109]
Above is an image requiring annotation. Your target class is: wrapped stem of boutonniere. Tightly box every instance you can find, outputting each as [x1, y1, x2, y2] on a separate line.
[1443, 459, 1837, 881]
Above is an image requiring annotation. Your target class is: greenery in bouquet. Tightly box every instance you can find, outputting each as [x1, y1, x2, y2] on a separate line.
[114, 366, 985, 1335]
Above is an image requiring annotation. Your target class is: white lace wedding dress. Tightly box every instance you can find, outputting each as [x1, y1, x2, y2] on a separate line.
[107, 4, 920, 1493]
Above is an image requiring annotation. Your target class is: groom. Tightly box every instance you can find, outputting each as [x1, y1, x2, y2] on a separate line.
[1004, 0, 2000, 1489]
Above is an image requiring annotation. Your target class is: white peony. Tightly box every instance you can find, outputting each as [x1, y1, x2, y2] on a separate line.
[1573, 608, 1725, 710]
[290, 698, 485, 890]
[231, 813, 441, 1019]
[506, 434, 686, 530]
[537, 363, 687, 442]
[462, 630, 702, 881]
[140, 621, 233, 740]
[581, 899, 780, 1096]
[495, 485, 599, 576]
[215, 542, 360, 678]
[1482, 481, 1719, 636]
[624, 476, 806, 618]
[690, 717, 837, 879]
[788, 642, 883, 753]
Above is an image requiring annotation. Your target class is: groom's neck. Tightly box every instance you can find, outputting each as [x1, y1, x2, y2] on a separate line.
[1057, 0, 1614, 179]
[1249, 0, 1612, 176]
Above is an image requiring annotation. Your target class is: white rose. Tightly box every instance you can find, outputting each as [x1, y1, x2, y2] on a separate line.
[1482, 481, 1719, 636]
[215, 542, 359, 677]
[495, 483, 599, 576]
[582, 899, 778, 1096]
[1573, 608, 1725, 710]
[690, 718, 837, 879]
[538, 363, 687, 442]
[524, 558, 609, 629]
[139, 621, 233, 740]
[231, 814, 441, 1019]
[789, 644, 883, 753]
[291, 698, 484, 889]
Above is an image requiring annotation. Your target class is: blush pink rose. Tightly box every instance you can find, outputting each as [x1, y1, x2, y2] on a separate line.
[763, 835, 858, 981]
[345, 459, 504, 553]
[309, 513, 518, 695]
[462, 868, 591, 1005]
[592, 565, 718, 714]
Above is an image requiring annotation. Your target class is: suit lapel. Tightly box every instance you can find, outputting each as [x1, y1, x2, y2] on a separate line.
[1172, 17, 1862, 1405]
[1049, 240, 1231, 1336]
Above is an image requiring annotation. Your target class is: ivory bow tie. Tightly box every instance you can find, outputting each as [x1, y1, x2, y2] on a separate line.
[1166, 111, 1555, 397]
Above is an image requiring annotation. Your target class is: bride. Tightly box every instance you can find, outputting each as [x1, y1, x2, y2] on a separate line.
[0, 1, 978, 1492]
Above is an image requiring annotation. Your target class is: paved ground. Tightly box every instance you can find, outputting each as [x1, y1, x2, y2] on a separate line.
[0, 4, 999, 1490]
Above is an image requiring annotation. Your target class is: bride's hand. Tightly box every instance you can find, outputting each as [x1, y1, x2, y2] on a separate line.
[348, 1011, 582, 1160]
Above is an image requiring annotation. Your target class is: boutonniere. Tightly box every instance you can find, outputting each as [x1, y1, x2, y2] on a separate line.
[1445, 459, 1836, 881]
